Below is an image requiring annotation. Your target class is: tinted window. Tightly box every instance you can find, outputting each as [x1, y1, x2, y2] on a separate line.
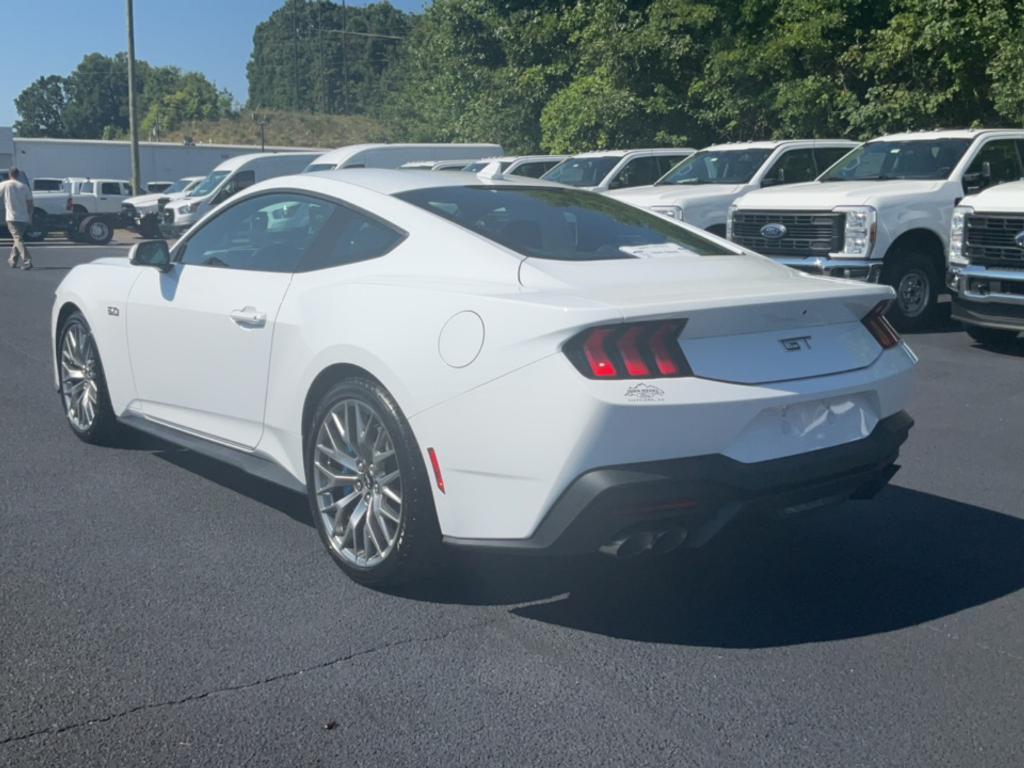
[33, 179, 62, 191]
[178, 193, 334, 273]
[542, 156, 621, 188]
[510, 160, 560, 179]
[820, 139, 970, 181]
[395, 185, 734, 261]
[101, 182, 121, 195]
[967, 140, 1023, 186]
[814, 147, 852, 173]
[300, 205, 405, 271]
[191, 170, 229, 197]
[762, 149, 817, 185]
[656, 155, 687, 176]
[219, 170, 255, 201]
[656, 149, 773, 185]
[609, 156, 663, 189]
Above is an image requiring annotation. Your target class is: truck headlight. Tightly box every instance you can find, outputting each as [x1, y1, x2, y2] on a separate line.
[949, 206, 971, 266]
[650, 205, 683, 221]
[831, 206, 876, 258]
[184, 202, 198, 214]
[726, 204, 737, 240]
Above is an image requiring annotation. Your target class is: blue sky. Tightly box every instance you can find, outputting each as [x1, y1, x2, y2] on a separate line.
[1, 0, 428, 126]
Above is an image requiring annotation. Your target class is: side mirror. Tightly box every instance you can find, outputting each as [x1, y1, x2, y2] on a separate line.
[762, 168, 786, 187]
[130, 240, 172, 272]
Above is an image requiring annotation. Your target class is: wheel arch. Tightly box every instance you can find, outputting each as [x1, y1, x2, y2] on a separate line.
[300, 363, 388, 454]
[884, 228, 945, 280]
[53, 301, 85, 387]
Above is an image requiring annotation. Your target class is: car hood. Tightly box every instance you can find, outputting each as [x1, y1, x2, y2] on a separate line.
[124, 193, 165, 207]
[736, 180, 946, 210]
[606, 183, 745, 206]
[961, 180, 1024, 213]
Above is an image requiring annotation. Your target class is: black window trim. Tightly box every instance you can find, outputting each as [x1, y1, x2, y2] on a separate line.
[171, 188, 408, 273]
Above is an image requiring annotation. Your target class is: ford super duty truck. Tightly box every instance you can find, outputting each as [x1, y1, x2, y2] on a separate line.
[948, 179, 1024, 347]
[729, 129, 1024, 330]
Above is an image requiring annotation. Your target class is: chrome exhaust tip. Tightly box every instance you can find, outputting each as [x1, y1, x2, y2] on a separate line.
[651, 526, 688, 555]
[599, 530, 656, 558]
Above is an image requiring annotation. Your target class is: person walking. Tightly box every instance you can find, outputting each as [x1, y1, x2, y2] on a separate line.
[1, 167, 34, 270]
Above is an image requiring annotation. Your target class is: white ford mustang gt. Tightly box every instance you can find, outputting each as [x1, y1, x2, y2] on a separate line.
[52, 170, 916, 585]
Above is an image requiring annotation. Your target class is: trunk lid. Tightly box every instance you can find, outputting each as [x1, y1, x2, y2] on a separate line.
[520, 253, 893, 384]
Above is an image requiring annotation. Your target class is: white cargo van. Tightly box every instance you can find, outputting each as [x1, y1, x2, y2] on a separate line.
[162, 153, 322, 236]
[303, 143, 502, 173]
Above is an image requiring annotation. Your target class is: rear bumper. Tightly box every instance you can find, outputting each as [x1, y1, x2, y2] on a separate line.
[444, 410, 913, 554]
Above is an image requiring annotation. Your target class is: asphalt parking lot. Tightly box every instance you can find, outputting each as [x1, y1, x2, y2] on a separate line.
[1, 242, 1023, 767]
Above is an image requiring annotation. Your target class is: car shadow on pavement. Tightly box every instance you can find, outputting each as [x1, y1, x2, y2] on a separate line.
[404, 486, 1024, 648]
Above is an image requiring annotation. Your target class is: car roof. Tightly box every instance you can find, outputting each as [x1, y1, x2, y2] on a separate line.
[871, 128, 1024, 142]
[213, 151, 322, 172]
[570, 148, 693, 159]
[279, 168, 567, 196]
[700, 139, 857, 151]
[311, 143, 503, 168]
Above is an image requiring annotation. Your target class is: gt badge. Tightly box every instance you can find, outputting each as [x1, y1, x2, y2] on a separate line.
[107, 306, 120, 317]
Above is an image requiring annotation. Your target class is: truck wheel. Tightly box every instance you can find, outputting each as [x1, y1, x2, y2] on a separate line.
[965, 325, 1019, 349]
[79, 216, 113, 245]
[882, 252, 940, 332]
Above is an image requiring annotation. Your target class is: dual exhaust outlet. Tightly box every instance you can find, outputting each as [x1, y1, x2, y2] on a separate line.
[599, 525, 688, 559]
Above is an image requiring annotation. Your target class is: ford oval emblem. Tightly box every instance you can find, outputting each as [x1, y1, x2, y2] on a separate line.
[760, 223, 787, 239]
[1015, 230, 1024, 249]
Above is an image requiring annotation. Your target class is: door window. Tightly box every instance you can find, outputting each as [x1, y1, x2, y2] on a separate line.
[762, 149, 817, 186]
[966, 140, 1024, 188]
[81, 182, 94, 194]
[178, 193, 335, 273]
[101, 182, 122, 195]
[656, 154, 690, 176]
[609, 156, 662, 189]
[299, 205, 405, 271]
[216, 170, 257, 204]
[814, 147, 852, 174]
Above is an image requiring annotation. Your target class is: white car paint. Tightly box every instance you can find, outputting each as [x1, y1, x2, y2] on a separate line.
[305, 143, 503, 173]
[729, 129, 1024, 324]
[462, 155, 568, 178]
[605, 140, 857, 233]
[122, 176, 203, 217]
[53, 170, 916, 568]
[163, 153, 321, 234]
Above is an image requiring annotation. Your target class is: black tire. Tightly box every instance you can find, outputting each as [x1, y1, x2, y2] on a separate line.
[138, 216, 163, 239]
[57, 312, 120, 445]
[305, 376, 440, 587]
[882, 251, 941, 332]
[964, 324, 1019, 348]
[706, 223, 728, 238]
[79, 215, 113, 245]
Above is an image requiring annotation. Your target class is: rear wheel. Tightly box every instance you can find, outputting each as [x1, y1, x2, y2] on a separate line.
[883, 251, 940, 332]
[965, 324, 1019, 348]
[306, 377, 440, 587]
[79, 216, 113, 245]
[57, 312, 120, 444]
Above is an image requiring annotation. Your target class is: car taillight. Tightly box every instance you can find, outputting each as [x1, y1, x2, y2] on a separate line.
[862, 301, 901, 349]
[565, 320, 692, 380]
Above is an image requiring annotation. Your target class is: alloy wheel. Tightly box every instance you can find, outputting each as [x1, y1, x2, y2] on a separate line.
[313, 399, 403, 569]
[60, 323, 100, 432]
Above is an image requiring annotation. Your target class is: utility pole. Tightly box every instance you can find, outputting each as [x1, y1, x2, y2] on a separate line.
[126, 0, 142, 194]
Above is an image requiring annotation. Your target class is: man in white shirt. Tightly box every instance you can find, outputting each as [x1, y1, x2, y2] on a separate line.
[1, 168, 34, 270]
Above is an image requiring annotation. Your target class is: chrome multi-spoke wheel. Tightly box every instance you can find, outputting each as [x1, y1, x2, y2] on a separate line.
[60, 321, 100, 432]
[313, 398, 404, 569]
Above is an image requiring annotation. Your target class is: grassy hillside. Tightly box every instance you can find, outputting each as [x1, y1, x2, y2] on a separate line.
[161, 110, 388, 149]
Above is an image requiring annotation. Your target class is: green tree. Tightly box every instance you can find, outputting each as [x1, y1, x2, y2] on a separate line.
[142, 74, 235, 139]
[13, 76, 68, 137]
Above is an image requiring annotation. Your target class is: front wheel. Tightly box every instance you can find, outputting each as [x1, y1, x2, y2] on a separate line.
[57, 312, 120, 444]
[306, 377, 440, 587]
[79, 215, 113, 245]
[965, 324, 1019, 348]
[883, 252, 940, 332]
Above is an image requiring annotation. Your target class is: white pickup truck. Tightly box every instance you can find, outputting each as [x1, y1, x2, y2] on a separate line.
[606, 140, 856, 236]
[948, 180, 1024, 346]
[729, 129, 1024, 330]
[121, 176, 203, 237]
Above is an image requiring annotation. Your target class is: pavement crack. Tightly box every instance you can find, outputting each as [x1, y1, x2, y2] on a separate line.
[0, 616, 502, 747]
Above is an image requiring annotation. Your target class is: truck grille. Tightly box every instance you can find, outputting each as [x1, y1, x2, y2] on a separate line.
[965, 213, 1024, 266]
[732, 210, 843, 256]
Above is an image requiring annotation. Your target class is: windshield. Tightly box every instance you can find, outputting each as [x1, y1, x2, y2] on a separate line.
[303, 163, 336, 173]
[164, 178, 194, 194]
[541, 156, 621, 188]
[820, 139, 971, 181]
[657, 149, 773, 186]
[395, 185, 734, 261]
[190, 170, 230, 198]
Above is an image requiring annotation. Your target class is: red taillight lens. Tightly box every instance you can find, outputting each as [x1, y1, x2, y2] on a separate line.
[566, 320, 691, 380]
[427, 447, 445, 494]
[862, 301, 901, 349]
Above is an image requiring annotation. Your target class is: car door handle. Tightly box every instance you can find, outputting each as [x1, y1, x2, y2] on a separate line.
[229, 307, 267, 328]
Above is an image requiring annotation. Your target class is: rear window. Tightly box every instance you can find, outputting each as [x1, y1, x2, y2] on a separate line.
[395, 185, 735, 261]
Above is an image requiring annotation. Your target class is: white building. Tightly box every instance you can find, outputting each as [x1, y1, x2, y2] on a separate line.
[0, 128, 324, 186]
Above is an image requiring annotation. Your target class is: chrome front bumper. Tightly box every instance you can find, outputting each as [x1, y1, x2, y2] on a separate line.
[772, 256, 883, 283]
[948, 264, 1024, 305]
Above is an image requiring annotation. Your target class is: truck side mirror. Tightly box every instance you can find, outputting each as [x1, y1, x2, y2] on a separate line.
[762, 168, 786, 187]
[130, 240, 172, 272]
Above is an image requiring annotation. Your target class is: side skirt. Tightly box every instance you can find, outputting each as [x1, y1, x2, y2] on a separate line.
[119, 414, 307, 495]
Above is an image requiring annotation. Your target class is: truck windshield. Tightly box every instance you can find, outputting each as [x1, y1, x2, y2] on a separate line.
[395, 185, 734, 261]
[303, 163, 336, 173]
[656, 149, 773, 185]
[541, 156, 621, 187]
[165, 178, 194, 194]
[820, 139, 972, 181]
[191, 170, 230, 197]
